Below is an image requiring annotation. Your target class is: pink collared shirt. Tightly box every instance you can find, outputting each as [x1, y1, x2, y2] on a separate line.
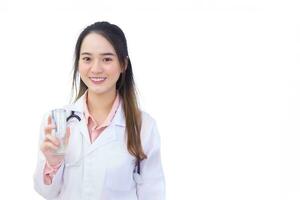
[84, 92, 120, 143]
[43, 91, 121, 185]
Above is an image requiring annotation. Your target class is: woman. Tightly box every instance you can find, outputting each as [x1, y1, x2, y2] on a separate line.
[33, 21, 165, 200]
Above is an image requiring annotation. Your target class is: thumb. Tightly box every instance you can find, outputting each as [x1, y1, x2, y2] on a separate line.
[47, 115, 52, 125]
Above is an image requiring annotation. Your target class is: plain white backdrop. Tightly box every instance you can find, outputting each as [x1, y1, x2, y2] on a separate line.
[0, 0, 300, 199]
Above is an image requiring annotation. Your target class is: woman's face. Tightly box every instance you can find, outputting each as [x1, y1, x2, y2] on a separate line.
[78, 33, 123, 96]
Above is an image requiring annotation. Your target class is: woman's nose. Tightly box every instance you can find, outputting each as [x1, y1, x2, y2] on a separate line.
[91, 60, 104, 73]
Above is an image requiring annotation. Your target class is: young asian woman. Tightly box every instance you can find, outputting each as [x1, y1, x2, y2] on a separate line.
[33, 21, 166, 200]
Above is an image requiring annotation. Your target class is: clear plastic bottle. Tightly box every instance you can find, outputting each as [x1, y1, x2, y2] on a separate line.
[51, 108, 67, 155]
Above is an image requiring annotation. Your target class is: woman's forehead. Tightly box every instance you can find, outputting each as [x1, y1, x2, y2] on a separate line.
[80, 33, 116, 55]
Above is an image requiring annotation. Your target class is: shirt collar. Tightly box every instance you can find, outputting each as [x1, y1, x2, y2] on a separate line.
[83, 90, 121, 128]
[63, 90, 125, 127]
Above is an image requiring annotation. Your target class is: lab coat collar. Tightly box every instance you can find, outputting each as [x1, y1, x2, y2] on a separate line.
[64, 92, 126, 127]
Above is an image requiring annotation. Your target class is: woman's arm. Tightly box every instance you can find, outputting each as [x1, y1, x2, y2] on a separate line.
[33, 113, 64, 199]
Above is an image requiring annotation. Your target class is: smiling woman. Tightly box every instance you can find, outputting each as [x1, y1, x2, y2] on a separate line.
[78, 33, 123, 99]
[33, 21, 166, 199]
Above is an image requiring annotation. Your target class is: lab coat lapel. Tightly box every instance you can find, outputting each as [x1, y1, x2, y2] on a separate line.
[65, 93, 126, 155]
[85, 102, 126, 155]
[86, 125, 116, 154]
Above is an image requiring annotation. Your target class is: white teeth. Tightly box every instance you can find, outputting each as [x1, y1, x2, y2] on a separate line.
[90, 77, 106, 81]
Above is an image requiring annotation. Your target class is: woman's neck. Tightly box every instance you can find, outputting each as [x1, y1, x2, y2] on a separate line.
[86, 89, 117, 116]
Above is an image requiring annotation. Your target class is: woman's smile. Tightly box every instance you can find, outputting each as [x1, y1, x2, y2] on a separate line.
[89, 77, 107, 84]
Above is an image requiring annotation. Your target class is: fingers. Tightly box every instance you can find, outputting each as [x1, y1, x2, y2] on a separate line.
[45, 134, 60, 146]
[40, 134, 61, 152]
[44, 124, 71, 145]
[41, 141, 59, 151]
[44, 125, 52, 135]
[43, 114, 71, 150]
[40, 138, 59, 152]
[44, 115, 56, 135]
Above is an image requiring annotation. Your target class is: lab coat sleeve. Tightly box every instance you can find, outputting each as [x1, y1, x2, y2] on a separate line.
[33, 112, 64, 199]
[135, 117, 166, 200]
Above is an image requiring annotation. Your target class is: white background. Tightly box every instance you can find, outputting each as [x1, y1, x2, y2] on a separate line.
[0, 0, 299, 199]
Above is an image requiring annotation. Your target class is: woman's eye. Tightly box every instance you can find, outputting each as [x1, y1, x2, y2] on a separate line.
[82, 57, 91, 62]
[103, 58, 112, 62]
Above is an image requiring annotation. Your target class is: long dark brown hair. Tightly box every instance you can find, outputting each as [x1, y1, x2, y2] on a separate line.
[71, 21, 147, 164]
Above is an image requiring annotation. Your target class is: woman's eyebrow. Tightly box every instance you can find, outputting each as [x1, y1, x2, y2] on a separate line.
[81, 52, 116, 56]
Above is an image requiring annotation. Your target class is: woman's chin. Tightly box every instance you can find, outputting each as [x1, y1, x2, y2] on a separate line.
[88, 87, 114, 96]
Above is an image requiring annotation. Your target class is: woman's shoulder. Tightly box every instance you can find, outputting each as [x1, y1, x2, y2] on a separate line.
[140, 110, 161, 148]
[140, 110, 156, 125]
[140, 110, 160, 134]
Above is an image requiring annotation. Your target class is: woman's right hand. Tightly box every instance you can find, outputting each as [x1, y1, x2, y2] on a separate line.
[40, 115, 70, 166]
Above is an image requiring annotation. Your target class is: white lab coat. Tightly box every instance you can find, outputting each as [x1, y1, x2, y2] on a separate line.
[33, 94, 166, 200]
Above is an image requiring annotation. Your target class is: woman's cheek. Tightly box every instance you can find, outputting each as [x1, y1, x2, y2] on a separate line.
[78, 63, 90, 73]
[107, 64, 122, 75]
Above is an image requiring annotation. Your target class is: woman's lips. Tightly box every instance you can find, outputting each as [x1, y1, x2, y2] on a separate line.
[89, 77, 107, 84]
